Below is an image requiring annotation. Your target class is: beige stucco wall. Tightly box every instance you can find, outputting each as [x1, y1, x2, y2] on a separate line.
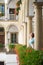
[0, 0, 43, 50]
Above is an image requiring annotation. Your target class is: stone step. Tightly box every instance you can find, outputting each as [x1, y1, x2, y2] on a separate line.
[0, 53, 19, 65]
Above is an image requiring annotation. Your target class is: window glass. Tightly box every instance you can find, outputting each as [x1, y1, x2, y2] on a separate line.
[9, 8, 15, 14]
[0, 4, 5, 16]
[11, 33, 17, 43]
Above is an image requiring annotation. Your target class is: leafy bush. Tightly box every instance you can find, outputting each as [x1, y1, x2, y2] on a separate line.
[9, 43, 15, 50]
[16, 0, 22, 6]
[16, 7, 20, 15]
[15, 44, 43, 65]
[0, 43, 4, 48]
[16, 0, 22, 15]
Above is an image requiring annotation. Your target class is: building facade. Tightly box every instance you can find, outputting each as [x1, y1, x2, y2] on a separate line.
[0, 0, 43, 52]
[0, 0, 43, 65]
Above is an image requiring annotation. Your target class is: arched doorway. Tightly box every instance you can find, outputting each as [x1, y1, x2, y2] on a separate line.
[0, 27, 5, 47]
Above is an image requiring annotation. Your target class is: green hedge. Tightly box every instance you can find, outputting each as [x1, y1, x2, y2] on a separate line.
[15, 44, 43, 65]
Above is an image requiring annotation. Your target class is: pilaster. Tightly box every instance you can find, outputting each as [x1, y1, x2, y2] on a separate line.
[5, 3, 8, 20]
[27, 16, 33, 47]
[34, 3, 42, 50]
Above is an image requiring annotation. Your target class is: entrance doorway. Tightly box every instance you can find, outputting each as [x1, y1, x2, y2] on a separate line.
[0, 35, 4, 44]
[0, 62, 4, 65]
[0, 27, 5, 47]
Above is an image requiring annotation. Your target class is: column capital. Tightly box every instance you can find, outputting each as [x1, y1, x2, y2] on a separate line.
[33, 2, 42, 9]
[28, 16, 33, 20]
[34, 5, 42, 10]
[33, 2, 43, 6]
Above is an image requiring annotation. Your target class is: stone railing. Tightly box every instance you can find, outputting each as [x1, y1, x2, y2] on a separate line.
[0, 14, 19, 21]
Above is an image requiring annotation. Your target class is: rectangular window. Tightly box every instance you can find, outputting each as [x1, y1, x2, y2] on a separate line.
[9, 8, 16, 20]
[9, 8, 15, 14]
[0, 4, 5, 17]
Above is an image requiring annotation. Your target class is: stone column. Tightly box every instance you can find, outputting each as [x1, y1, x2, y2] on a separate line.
[5, 3, 8, 20]
[22, 0, 25, 22]
[5, 31, 7, 48]
[34, 5, 42, 50]
[26, 0, 29, 16]
[24, 0, 29, 22]
[28, 16, 32, 33]
[27, 16, 32, 47]
[5, 30, 9, 51]
[24, 22, 27, 46]
[22, 23, 27, 45]
[42, 16, 43, 48]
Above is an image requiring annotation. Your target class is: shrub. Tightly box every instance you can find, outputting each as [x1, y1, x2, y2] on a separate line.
[16, 7, 20, 15]
[16, 0, 22, 6]
[9, 43, 15, 50]
[15, 44, 43, 65]
[0, 43, 4, 48]
[16, 0, 22, 15]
